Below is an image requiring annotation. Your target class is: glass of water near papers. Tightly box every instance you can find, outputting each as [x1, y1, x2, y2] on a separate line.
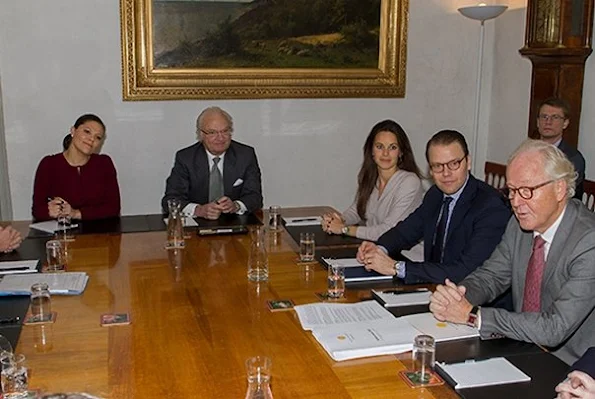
[57, 213, 74, 242]
[45, 240, 65, 272]
[412, 335, 436, 384]
[1, 354, 28, 399]
[299, 232, 315, 263]
[268, 205, 281, 231]
[327, 265, 345, 299]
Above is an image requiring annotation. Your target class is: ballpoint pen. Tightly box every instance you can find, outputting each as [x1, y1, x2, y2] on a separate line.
[381, 288, 430, 294]
[0, 316, 20, 325]
[290, 218, 319, 223]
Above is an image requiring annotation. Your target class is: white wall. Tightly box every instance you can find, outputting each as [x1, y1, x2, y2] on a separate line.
[0, 1, 514, 220]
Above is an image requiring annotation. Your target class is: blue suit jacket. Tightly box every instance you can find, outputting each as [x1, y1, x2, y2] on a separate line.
[162, 140, 263, 213]
[377, 174, 511, 284]
[558, 140, 585, 200]
[571, 347, 595, 378]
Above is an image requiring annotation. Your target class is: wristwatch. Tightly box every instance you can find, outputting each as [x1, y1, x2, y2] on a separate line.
[341, 226, 349, 235]
[467, 306, 480, 328]
[393, 261, 405, 278]
[233, 201, 240, 213]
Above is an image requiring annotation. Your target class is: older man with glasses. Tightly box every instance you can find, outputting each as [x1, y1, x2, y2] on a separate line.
[430, 139, 595, 365]
[537, 97, 586, 199]
[357, 130, 511, 286]
[162, 106, 263, 219]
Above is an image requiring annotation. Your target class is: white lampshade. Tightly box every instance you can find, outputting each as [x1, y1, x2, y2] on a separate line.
[458, 5, 508, 21]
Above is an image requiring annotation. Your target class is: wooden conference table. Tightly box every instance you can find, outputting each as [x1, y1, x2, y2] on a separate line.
[3, 207, 567, 398]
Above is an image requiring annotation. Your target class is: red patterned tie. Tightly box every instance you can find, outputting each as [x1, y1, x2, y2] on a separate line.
[522, 235, 546, 312]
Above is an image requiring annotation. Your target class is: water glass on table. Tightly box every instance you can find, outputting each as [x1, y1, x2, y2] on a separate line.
[57, 213, 74, 241]
[268, 205, 281, 231]
[1, 354, 28, 399]
[30, 283, 52, 322]
[245, 356, 273, 399]
[327, 265, 345, 299]
[45, 240, 65, 272]
[412, 334, 436, 384]
[299, 232, 315, 262]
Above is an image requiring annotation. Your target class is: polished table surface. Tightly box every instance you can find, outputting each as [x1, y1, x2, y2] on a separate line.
[2, 207, 565, 398]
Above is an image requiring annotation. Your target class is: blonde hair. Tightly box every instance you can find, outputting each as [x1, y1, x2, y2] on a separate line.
[508, 139, 577, 198]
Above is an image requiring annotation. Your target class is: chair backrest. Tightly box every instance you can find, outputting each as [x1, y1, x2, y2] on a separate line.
[484, 161, 595, 212]
[484, 161, 507, 189]
[582, 180, 595, 211]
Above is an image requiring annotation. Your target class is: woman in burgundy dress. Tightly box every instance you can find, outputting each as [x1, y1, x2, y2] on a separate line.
[32, 114, 121, 221]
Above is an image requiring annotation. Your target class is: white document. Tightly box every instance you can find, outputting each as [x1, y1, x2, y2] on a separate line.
[283, 216, 322, 226]
[311, 319, 419, 361]
[0, 260, 39, 275]
[372, 289, 431, 307]
[163, 216, 198, 227]
[0, 272, 89, 295]
[401, 312, 479, 342]
[436, 357, 531, 389]
[29, 220, 79, 233]
[321, 257, 364, 268]
[294, 300, 396, 331]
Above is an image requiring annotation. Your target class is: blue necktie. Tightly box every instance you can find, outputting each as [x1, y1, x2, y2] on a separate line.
[431, 197, 453, 263]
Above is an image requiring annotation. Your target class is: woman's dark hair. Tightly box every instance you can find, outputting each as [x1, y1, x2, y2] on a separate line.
[356, 120, 422, 220]
[74, 114, 106, 131]
[62, 134, 72, 151]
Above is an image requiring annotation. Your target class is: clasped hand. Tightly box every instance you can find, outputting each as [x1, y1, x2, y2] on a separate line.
[0, 226, 22, 253]
[196, 196, 238, 220]
[355, 241, 396, 276]
[429, 279, 473, 324]
[48, 197, 72, 219]
[321, 212, 344, 235]
[555, 371, 595, 399]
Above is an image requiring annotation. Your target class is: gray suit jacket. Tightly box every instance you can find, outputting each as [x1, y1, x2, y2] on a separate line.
[462, 199, 595, 364]
[162, 140, 263, 213]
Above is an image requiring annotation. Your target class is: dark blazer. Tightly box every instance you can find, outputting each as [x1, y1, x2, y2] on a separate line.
[162, 140, 263, 213]
[558, 140, 586, 200]
[377, 174, 511, 284]
[572, 347, 595, 378]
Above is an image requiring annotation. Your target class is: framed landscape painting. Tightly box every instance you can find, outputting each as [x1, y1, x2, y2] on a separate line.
[120, 0, 408, 100]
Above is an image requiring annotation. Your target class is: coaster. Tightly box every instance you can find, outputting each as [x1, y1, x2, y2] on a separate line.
[24, 311, 57, 325]
[266, 300, 295, 312]
[100, 313, 131, 327]
[399, 370, 445, 388]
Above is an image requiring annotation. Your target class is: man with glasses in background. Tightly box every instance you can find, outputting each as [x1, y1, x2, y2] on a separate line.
[429, 139, 595, 365]
[162, 107, 263, 219]
[537, 97, 585, 199]
[358, 130, 511, 285]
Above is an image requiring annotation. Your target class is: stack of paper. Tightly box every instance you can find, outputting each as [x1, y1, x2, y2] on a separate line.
[294, 301, 418, 361]
[283, 216, 321, 226]
[29, 220, 79, 233]
[321, 258, 393, 283]
[400, 312, 479, 342]
[0, 272, 89, 295]
[0, 260, 39, 275]
[436, 357, 531, 389]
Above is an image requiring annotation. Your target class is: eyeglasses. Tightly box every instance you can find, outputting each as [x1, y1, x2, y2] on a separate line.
[538, 114, 566, 122]
[429, 156, 467, 173]
[200, 127, 232, 137]
[506, 179, 555, 200]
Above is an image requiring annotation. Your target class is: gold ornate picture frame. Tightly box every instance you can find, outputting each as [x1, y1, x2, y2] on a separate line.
[120, 0, 408, 100]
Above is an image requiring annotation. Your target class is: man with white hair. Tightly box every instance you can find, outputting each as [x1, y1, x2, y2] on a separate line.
[162, 107, 263, 219]
[429, 139, 595, 365]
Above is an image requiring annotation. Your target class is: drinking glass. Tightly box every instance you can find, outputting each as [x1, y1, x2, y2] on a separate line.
[45, 240, 65, 272]
[412, 334, 436, 384]
[245, 356, 273, 399]
[30, 283, 52, 322]
[166, 199, 185, 249]
[268, 205, 281, 231]
[247, 226, 268, 282]
[57, 213, 74, 242]
[299, 232, 315, 262]
[327, 265, 345, 299]
[1, 354, 28, 399]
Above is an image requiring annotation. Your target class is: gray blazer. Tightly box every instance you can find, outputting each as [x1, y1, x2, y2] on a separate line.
[162, 140, 263, 213]
[462, 199, 595, 365]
